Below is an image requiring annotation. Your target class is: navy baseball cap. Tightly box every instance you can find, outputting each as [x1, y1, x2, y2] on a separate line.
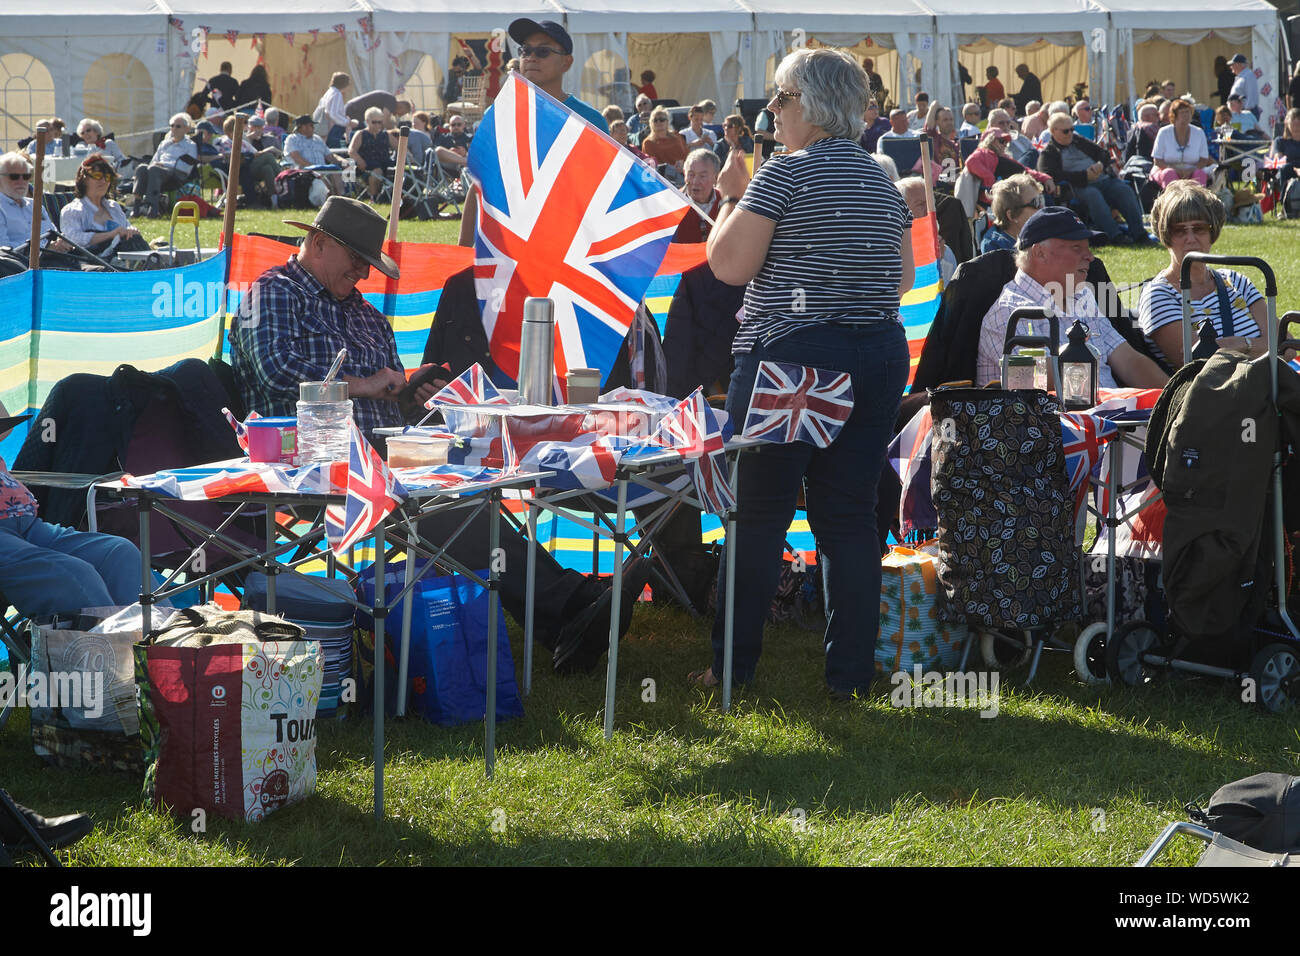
[1229, 53, 1248, 65]
[1017, 206, 1105, 250]
[509, 18, 573, 56]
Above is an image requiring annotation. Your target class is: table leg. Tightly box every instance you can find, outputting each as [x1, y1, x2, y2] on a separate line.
[397, 521, 416, 717]
[486, 490, 501, 777]
[1107, 439, 1121, 643]
[723, 461, 739, 713]
[373, 530, 386, 819]
[139, 497, 155, 638]
[524, 491, 537, 696]
[603, 479, 629, 741]
[265, 509, 277, 615]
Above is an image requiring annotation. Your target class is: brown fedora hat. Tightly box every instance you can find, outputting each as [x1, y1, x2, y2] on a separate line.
[285, 196, 400, 280]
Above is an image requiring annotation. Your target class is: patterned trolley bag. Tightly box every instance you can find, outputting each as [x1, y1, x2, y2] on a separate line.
[134, 605, 323, 823]
[928, 387, 1080, 629]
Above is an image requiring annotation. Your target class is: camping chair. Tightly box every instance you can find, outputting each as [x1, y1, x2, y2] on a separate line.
[958, 136, 979, 164]
[0, 590, 31, 731]
[449, 74, 489, 124]
[880, 137, 923, 178]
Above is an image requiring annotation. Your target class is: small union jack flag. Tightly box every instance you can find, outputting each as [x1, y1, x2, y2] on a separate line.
[325, 422, 408, 555]
[742, 361, 855, 448]
[426, 363, 511, 408]
[651, 389, 734, 516]
[1062, 410, 1120, 515]
[222, 408, 261, 454]
[1264, 154, 1288, 170]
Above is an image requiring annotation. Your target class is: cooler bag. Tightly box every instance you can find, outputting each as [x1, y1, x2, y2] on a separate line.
[243, 571, 355, 719]
[929, 387, 1080, 629]
[29, 607, 151, 773]
[134, 605, 322, 822]
[875, 542, 967, 677]
[355, 564, 523, 726]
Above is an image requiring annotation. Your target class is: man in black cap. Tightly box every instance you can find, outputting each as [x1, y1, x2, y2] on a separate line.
[457, 18, 609, 246]
[974, 207, 1168, 389]
[1228, 53, 1260, 117]
[231, 197, 649, 672]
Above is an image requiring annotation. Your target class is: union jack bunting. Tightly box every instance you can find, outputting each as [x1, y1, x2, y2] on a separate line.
[742, 361, 855, 447]
[325, 422, 408, 555]
[426, 363, 510, 408]
[651, 389, 734, 516]
[468, 72, 690, 390]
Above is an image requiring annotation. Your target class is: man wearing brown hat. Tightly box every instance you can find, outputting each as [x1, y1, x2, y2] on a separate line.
[231, 197, 651, 673]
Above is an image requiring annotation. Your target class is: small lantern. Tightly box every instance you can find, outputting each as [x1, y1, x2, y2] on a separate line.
[1059, 319, 1099, 410]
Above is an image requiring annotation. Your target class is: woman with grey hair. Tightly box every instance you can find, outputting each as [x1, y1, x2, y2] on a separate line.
[74, 119, 125, 166]
[692, 46, 913, 698]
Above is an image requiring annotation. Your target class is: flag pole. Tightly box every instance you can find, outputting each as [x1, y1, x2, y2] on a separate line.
[28, 125, 48, 272]
[387, 127, 410, 242]
[217, 114, 245, 360]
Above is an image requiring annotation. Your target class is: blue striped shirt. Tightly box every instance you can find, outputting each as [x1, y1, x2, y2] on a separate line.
[733, 137, 911, 353]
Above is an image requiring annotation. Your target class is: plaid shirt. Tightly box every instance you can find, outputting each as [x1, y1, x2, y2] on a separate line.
[229, 256, 405, 439]
[976, 270, 1126, 389]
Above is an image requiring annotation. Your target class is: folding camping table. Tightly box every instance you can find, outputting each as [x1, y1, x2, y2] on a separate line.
[521, 438, 762, 732]
[99, 460, 548, 819]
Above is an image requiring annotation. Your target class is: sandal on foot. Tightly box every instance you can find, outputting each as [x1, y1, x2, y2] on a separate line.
[688, 667, 720, 688]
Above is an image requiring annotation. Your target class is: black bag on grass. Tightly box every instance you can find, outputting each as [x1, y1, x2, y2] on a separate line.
[1186, 773, 1300, 853]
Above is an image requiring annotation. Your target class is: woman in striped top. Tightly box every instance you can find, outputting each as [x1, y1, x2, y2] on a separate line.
[1137, 181, 1265, 368]
[691, 46, 914, 698]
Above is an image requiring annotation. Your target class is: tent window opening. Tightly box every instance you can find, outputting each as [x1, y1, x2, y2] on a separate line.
[400, 54, 443, 114]
[0, 54, 55, 148]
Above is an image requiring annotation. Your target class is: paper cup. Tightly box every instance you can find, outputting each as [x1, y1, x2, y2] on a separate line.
[566, 368, 601, 405]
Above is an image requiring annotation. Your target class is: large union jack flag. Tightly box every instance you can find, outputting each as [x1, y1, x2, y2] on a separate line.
[325, 422, 408, 555]
[742, 361, 855, 447]
[426, 362, 510, 409]
[468, 73, 690, 394]
[651, 388, 734, 516]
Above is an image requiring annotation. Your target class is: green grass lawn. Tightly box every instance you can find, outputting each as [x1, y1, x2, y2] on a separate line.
[6, 204, 1294, 867]
[4, 603, 1297, 866]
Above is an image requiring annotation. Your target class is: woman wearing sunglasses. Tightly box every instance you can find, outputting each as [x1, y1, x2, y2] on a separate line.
[638, 106, 689, 171]
[60, 154, 148, 256]
[692, 47, 913, 698]
[980, 173, 1045, 253]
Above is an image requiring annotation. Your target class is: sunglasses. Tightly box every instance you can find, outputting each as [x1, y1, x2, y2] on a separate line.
[519, 45, 563, 59]
[82, 169, 115, 181]
[329, 235, 368, 270]
[5, 172, 31, 181]
[773, 88, 802, 110]
[652, 117, 668, 124]
[1019, 194, 1045, 212]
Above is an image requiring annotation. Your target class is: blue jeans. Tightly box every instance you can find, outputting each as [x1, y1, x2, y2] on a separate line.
[0, 518, 141, 615]
[325, 124, 347, 149]
[710, 320, 910, 692]
[1075, 175, 1146, 240]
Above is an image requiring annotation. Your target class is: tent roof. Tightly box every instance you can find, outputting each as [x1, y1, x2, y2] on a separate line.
[1097, 0, 1278, 31]
[923, 0, 1107, 37]
[0, 0, 170, 36]
[562, 0, 752, 34]
[164, 0, 374, 34]
[740, 0, 933, 35]
[368, 0, 564, 34]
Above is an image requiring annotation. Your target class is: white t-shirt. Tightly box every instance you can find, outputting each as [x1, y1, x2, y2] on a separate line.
[683, 127, 716, 148]
[1152, 124, 1210, 169]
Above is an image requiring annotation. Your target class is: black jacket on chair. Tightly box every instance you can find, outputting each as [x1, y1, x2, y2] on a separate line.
[662, 262, 746, 399]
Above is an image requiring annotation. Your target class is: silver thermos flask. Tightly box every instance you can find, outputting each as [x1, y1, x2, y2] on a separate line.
[518, 297, 555, 405]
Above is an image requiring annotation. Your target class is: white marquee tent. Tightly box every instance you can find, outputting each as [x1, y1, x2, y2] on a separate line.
[0, 0, 1286, 155]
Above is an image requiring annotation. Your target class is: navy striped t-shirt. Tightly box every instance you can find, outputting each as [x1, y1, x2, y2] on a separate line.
[733, 136, 911, 354]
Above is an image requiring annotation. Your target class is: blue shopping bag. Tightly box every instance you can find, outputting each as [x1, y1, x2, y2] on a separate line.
[355, 564, 523, 726]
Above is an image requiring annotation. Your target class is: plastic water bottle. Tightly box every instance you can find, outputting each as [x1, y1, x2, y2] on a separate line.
[296, 381, 352, 464]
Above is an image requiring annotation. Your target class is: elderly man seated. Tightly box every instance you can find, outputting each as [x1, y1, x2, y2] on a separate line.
[0, 151, 79, 275]
[673, 148, 722, 243]
[283, 114, 344, 195]
[431, 114, 472, 173]
[131, 113, 199, 218]
[0, 403, 143, 616]
[230, 196, 652, 674]
[975, 207, 1169, 390]
[1038, 112, 1150, 246]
